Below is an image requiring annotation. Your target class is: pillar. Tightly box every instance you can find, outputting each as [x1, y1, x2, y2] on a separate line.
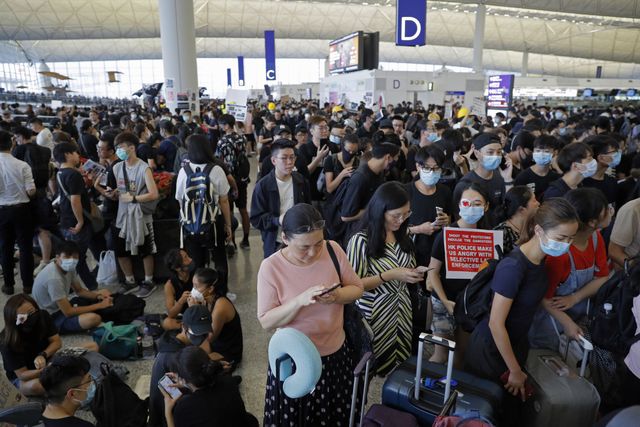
[522, 50, 529, 77]
[158, 0, 199, 115]
[472, 4, 486, 74]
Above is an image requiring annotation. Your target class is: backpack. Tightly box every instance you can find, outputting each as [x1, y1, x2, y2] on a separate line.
[179, 163, 218, 244]
[236, 150, 250, 181]
[95, 293, 146, 325]
[173, 145, 189, 173]
[92, 321, 139, 360]
[589, 257, 640, 355]
[322, 177, 351, 243]
[23, 143, 51, 188]
[454, 245, 504, 333]
[90, 364, 149, 427]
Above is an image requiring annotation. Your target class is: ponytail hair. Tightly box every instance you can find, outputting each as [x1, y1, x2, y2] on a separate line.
[176, 346, 225, 388]
[518, 197, 578, 245]
[503, 186, 533, 220]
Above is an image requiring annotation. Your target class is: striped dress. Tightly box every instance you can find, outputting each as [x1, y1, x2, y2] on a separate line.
[347, 231, 416, 376]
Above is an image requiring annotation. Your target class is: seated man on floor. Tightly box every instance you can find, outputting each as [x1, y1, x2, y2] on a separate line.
[32, 240, 112, 334]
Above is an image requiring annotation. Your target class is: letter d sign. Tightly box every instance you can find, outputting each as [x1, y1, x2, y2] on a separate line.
[396, 0, 426, 47]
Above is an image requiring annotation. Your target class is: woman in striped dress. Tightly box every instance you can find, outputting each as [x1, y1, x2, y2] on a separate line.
[347, 182, 425, 376]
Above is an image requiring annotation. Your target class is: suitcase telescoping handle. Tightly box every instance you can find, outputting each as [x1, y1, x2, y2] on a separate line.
[575, 335, 593, 378]
[350, 352, 373, 427]
[415, 333, 456, 404]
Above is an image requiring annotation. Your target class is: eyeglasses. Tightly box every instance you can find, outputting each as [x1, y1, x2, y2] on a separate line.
[287, 220, 326, 234]
[418, 165, 442, 173]
[387, 210, 412, 222]
[276, 155, 297, 162]
[316, 125, 329, 131]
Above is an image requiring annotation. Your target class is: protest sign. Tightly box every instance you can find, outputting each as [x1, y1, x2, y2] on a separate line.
[444, 227, 503, 279]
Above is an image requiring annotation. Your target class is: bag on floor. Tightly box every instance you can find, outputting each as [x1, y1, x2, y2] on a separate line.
[92, 321, 139, 360]
[96, 294, 146, 325]
[90, 364, 148, 427]
[96, 250, 118, 286]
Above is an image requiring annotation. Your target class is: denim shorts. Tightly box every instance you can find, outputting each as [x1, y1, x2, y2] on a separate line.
[431, 296, 456, 336]
[52, 310, 83, 334]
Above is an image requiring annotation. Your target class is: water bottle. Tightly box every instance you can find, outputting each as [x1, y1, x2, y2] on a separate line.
[136, 336, 143, 359]
[142, 326, 154, 358]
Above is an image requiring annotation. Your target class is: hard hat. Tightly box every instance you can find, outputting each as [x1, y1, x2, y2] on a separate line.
[332, 105, 343, 114]
[267, 102, 276, 111]
[457, 107, 469, 118]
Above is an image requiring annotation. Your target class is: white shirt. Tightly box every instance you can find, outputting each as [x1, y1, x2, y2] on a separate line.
[625, 295, 640, 379]
[175, 162, 230, 203]
[275, 175, 294, 243]
[0, 152, 35, 205]
[36, 127, 55, 153]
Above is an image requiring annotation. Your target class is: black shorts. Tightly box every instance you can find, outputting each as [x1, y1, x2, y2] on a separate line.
[32, 193, 58, 231]
[233, 181, 248, 210]
[244, 133, 256, 143]
[114, 223, 157, 258]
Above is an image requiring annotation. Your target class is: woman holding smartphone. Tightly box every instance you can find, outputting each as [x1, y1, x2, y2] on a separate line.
[347, 182, 423, 376]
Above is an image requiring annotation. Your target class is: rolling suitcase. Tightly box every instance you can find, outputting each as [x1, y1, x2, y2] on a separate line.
[382, 333, 502, 426]
[522, 336, 600, 427]
[349, 352, 419, 427]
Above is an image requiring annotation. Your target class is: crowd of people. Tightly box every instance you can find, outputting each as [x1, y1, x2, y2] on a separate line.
[0, 96, 640, 426]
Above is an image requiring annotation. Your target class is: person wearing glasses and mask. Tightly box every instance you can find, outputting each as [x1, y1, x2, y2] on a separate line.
[258, 203, 363, 426]
[250, 139, 311, 258]
[322, 133, 360, 194]
[40, 354, 96, 427]
[347, 182, 422, 375]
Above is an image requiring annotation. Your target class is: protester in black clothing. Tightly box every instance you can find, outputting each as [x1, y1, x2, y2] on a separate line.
[257, 114, 276, 164]
[583, 135, 621, 207]
[514, 135, 560, 201]
[543, 142, 595, 200]
[507, 131, 535, 178]
[298, 116, 332, 203]
[357, 109, 375, 139]
[323, 133, 360, 194]
[78, 119, 99, 162]
[161, 248, 195, 331]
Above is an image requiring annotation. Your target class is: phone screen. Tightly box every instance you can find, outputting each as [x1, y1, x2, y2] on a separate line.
[159, 375, 182, 400]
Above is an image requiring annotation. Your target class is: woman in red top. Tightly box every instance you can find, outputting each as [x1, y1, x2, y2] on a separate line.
[529, 187, 612, 350]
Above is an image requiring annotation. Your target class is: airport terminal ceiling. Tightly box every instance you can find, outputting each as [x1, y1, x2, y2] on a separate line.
[1, 0, 640, 78]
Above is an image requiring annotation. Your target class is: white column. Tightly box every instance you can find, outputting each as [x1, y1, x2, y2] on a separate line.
[158, 0, 199, 115]
[522, 50, 529, 77]
[472, 4, 486, 74]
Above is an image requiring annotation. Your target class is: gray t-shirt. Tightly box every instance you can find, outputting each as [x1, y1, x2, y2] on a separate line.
[113, 159, 152, 226]
[32, 262, 80, 314]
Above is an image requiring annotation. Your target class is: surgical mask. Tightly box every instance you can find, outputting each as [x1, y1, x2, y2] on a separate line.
[130, 114, 137, 120]
[60, 258, 78, 272]
[342, 148, 354, 163]
[190, 287, 205, 303]
[182, 115, 191, 122]
[73, 381, 96, 408]
[578, 158, 598, 178]
[419, 169, 441, 186]
[533, 152, 553, 166]
[481, 155, 502, 171]
[558, 127, 568, 136]
[539, 233, 571, 257]
[459, 206, 485, 224]
[427, 132, 438, 143]
[329, 134, 342, 144]
[609, 151, 622, 168]
[555, 111, 566, 121]
[116, 148, 129, 161]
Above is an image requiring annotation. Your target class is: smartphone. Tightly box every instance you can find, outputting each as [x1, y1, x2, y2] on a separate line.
[318, 283, 341, 296]
[414, 266, 434, 274]
[159, 374, 182, 400]
[500, 370, 534, 400]
[435, 206, 444, 216]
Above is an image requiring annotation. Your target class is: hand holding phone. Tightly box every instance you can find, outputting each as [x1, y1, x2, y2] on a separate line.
[159, 374, 182, 400]
[318, 283, 341, 297]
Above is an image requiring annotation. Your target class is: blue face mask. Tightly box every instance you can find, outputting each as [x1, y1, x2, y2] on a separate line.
[558, 127, 568, 135]
[533, 152, 553, 166]
[116, 148, 129, 161]
[73, 381, 96, 408]
[459, 205, 485, 225]
[609, 151, 622, 168]
[481, 155, 502, 171]
[419, 170, 441, 186]
[60, 258, 78, 273]
[578, 158, 598, 178]
[427, 133, 438, 143]
[539, 233, 571, 257]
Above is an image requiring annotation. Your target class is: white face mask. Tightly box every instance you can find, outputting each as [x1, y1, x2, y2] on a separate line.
[190, 287, 205, 303]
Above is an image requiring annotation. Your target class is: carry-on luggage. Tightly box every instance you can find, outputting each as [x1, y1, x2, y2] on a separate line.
[522, 336, 600, 427]
[349, 352, 419, 427]
[433, 390, 494, 427]
[382, 333, 502, 426]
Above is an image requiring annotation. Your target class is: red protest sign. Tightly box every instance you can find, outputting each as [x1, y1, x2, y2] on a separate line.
[444, 227, 503, 279]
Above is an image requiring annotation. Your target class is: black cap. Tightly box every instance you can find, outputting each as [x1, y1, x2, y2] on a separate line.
[379, 118, 393, 129]
[294, 124, 308, 133]
[274, 125, 292, 136]
[182, 305, 212, 336]
[471, 133, 502, 150]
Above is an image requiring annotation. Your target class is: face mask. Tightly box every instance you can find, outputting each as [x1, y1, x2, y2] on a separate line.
[130, 114, 137, 120]
[16, 313, 28, 326]
[554, 111, 566, 120]
[19, 311, 40, 333]
[60, 258, 78, 272]
[342, 148, 354, 163]
[419, 169, 441, 186]
[190, 287, 205, 303]
[609, 151, 622, 168]
[578, 158, 598, 178]
[182, 115, 191, 122]
[481, 155, 502, 171]
[73, 381, 96, 408]
[116, 148, 129, 161]
[329, 134, 342, 144]
[427, 132, 438, 143]
[539, 233, 571, 257]
[186, 330, 207, 346]
[557, 127, 568, 136]
[533, 152, 553, 166]
[459, 205, 485, 224]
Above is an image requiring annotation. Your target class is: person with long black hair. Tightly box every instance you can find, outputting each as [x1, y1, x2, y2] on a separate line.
[161, 248, 195, 331]
[494, 186, 540, 255]
[347, 181, 422, 375]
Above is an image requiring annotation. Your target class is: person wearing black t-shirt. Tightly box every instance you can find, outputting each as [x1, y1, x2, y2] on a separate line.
[543, 142, 594, 201]
[257, 114, 277, 165]
[583, 135, 621, 207]
[514, 135, 560, 201]
[77, 119, 99, 162]
[298, 116, 333, 203]
[323, 134, 360, 194]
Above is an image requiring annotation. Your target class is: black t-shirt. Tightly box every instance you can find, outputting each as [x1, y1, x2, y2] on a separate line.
[43, 416, 94, 427]
[258, 128, 274, 163]
[514, 167, 560, 201]
[78, 133, 99, 162]
[13, 143, 51, 189]
[323, 153, 360, 177]
[0, 311, 57, 380]
[583, 175, 619, 206]
[57, 167, 91, 228]
[405, 182, 453, 266]
[137, 143, 157, 165]
[430, 223, 471, 300]
[356, 125, 373, 139]
[543, 177, 573, 201]
[298, 143, 323, 201]
[340, 163, 383, 218]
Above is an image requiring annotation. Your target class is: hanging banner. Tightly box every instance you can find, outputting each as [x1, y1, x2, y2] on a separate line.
[237, 56, 245, 86]
[396, 0, 427, 46]
[264, 30, 276, 81]
[226, 68, 232, 88]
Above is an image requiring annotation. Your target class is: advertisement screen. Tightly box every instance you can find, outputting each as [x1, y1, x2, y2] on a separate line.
[329, 32, 361, 74]
[486, 74, 515, 109]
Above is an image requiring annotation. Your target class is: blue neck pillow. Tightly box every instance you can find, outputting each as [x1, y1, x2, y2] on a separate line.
[268, 327, 322, 399]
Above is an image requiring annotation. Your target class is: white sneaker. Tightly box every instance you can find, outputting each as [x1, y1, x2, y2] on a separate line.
[33, 261, 48, 277]
[226, 292, 237, 302]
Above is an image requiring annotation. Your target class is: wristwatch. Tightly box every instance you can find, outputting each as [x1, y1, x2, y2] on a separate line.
[38, 351, 48, 359]
[131, 195, 138, 203]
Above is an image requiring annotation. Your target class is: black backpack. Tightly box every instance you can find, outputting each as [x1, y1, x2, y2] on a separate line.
[322, 177, 351, 243]
[95, 294, 146, 325]
[23, 144, 51, 188]
[236, 151, 251, 182]
[454, 245, 504, 333]
[589, 257, 640, 355]
[90, 365, 149, 427]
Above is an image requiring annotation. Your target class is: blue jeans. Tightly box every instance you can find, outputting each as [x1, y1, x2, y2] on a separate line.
[62, 224, 98, 290]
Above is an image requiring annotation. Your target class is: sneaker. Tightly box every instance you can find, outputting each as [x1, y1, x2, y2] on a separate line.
[226, 292, 237, 302]
[240, 239, 250, 250]
[135, 281, 156, 298]
[226, 243, 236, 257]
[118, 281, 138, 295]
[2, 285, 14, 295]
[33, 261, 48, 277]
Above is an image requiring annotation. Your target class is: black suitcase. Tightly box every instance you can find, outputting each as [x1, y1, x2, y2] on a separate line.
[381, 333, 503, 426]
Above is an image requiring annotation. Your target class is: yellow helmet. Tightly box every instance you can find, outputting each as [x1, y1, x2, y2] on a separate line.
[332, 105, 343, 114]
[267, 102, 276, 111]
[457, 107, 469, 118]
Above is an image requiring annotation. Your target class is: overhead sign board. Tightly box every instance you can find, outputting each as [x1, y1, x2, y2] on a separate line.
[486, 74, 515, 109]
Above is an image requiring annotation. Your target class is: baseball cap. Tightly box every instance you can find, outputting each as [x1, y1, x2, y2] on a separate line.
[344, 119, 357, 130]
[379, 118, 393, 129]
[472, 133, 502, 150]
[182, 305, 212, 337]
[274, 125, 292, 136]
